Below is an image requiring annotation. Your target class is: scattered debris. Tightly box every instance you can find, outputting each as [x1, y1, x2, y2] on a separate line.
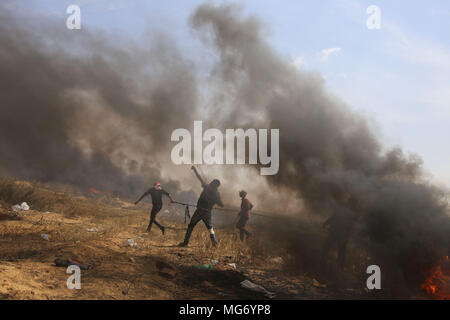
[312, 279, 327, 288]
[269, 257, 284, 264]
[11, 211, 22, 220]
[12, 202, 30, 212]
[345, 288, 361, 295]
[129, 257, 136, 263]
[217, 292, 228, 297]
[54, 258, 92, 270]
[41, 234, 49, 241]
[211, 259, 219, 265]
[228, 263, 237, 270]
[193, 264, 213, 270]
[127, 239, 137, 247]
[239, 252, 249, 259]
[21, 202, 30, 210]
[240, 280, 275, 298]
[86, 227, 98, 232]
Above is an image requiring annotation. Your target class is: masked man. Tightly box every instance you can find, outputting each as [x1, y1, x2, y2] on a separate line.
[135, 182, 173, 235]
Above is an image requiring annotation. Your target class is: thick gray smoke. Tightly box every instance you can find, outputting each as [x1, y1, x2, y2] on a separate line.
[190, 3, 450, 287]
[0, 6, 198, 197]
[0, 2, 448, 290]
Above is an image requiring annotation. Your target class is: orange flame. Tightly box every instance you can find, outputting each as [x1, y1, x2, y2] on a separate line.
[90, 188, 102, 195]
[421, 262, 450, 300]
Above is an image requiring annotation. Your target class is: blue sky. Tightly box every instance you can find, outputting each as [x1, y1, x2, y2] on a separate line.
[10, 0, 450, 187]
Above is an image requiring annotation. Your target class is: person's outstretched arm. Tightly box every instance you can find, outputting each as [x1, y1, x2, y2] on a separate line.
[162, 190, 174, 203]
[216, 193, 224, 207]
[191, 166, 206, 187]
[135, 189, 150, 205]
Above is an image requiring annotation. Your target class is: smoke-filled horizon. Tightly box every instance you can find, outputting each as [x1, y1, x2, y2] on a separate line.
[0, 2, 448, 288]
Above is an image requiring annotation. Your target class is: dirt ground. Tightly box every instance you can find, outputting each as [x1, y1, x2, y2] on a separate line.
[0, 179, 391, 300]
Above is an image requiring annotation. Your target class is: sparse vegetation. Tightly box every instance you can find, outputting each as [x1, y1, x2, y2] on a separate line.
[0, 177, 377, 300]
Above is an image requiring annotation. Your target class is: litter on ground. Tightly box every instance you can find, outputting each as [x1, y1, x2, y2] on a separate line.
[211, 259, 219, 265]
[240, 280, 275, 298]
[127, 239, 137, 247]
[269, 257, 283, 264]
[193, 264, 212, 270]
[54, 258, 92, 270]
[12, 202, 30, 212]
[312, 279, 327, 288]
[228, 263, 237, 270]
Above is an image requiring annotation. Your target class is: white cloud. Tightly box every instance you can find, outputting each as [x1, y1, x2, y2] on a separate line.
[318, 47, 341, 61]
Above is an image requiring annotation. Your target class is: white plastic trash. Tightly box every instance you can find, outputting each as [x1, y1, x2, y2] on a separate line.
[20, 202, 30, 211]
[41, 234, 49, 241]
[228, 263, 237, 270]
[12, 202, 30, 212]
[127, 239, 136, 247]
[240, 280, 275, 298]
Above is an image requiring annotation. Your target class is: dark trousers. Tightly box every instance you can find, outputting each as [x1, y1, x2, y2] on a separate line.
[236, 216, 250, 241]
[147, 203, 163, 231]
[182, 209, 215, 245]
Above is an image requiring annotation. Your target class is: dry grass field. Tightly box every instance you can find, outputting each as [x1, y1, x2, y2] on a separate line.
[0, 177, 385, 300]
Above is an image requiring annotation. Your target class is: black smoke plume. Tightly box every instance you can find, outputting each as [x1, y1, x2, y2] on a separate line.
[190, 3, 450, 290]
[0, 2, 448, 292]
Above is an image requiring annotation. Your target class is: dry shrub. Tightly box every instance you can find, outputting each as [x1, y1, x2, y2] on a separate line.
[0, 177, 69, 211]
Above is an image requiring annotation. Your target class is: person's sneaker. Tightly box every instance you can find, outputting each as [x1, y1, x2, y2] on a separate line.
[178, 242, 188, 247]
[161, 226, 165, 235]
[210, 234, 218, 247]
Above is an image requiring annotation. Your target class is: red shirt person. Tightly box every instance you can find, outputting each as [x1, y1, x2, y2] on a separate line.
[236, 190, 253, 241]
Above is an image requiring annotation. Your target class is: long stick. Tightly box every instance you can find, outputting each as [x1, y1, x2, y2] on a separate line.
[172, 201, 274, 219]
